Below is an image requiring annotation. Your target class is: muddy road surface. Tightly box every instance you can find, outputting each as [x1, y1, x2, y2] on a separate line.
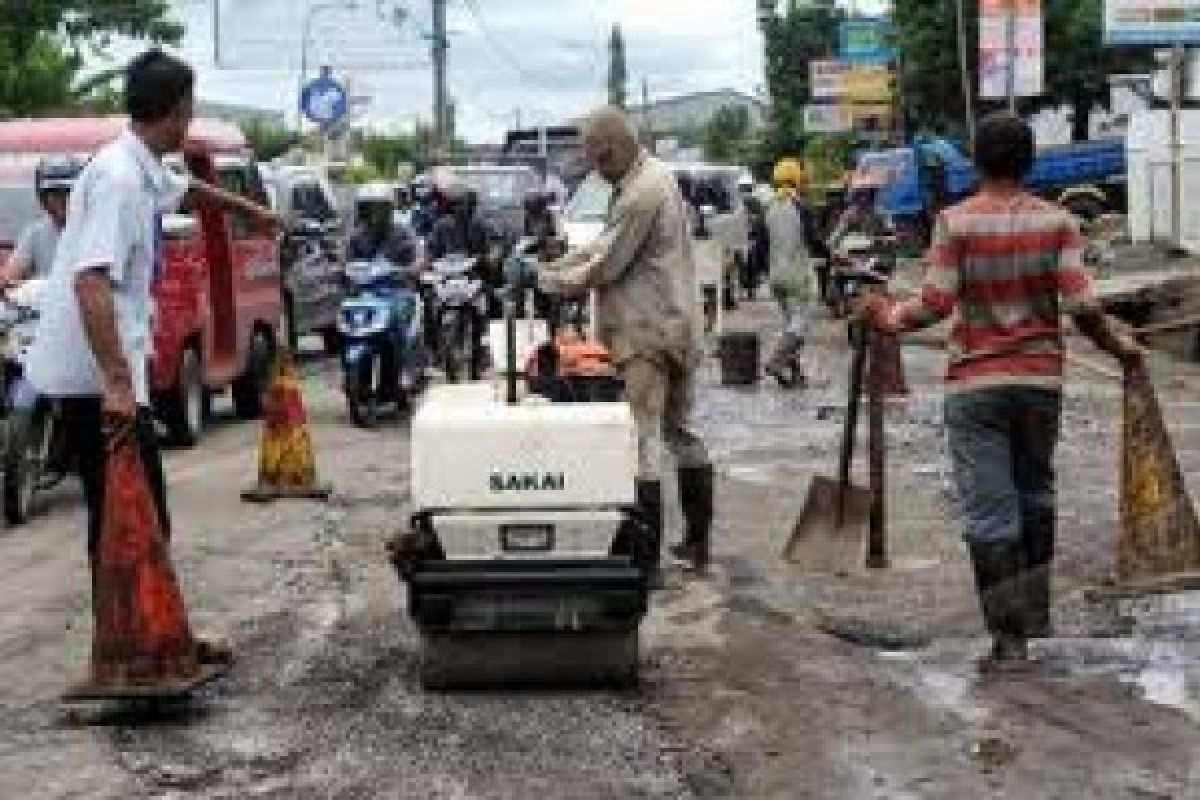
[0, 307, 1198, 799]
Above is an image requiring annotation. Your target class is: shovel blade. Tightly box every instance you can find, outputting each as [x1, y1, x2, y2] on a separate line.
[783, 475, 872, 572]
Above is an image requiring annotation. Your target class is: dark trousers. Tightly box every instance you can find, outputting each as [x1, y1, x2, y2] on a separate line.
[945, 387, 1061, 637]
[60, 398, 171, 568]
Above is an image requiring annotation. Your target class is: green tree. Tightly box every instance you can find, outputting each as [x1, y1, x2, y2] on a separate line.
[362, 132, 420, 178]
[608, 25, 627, 109]
[703, 105, 754, 164]
[0, 1, 181, 117]
[242, 119, 298, 162]
[756, 0, 841, 162]
[893, 0, 1153, 142]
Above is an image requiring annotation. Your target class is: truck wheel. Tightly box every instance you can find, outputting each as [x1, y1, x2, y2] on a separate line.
[282, 289, 299, 354]
[346, 353, 378, 429]
[4, 405, 50, 525]
[162, 346, 206, 447]
[320, 326, 341, 359]
[233, 331, 274, 420]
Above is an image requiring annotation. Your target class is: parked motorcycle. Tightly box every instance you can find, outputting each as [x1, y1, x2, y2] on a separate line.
[337, 258, 427, 428]
[0, 280, 69, 524]
[425, 254, 490, 383]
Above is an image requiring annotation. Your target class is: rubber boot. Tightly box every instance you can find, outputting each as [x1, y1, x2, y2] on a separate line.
[967, 541, 1029, 670]
[635, 479, 664, 588]
[1020, 512, 1055, 638]
[671, 465, 714, 573]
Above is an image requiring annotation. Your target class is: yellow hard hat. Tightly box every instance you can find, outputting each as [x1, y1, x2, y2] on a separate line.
[772, 158, 806, 189]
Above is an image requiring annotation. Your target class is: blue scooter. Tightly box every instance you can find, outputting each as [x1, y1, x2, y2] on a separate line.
[337, 258, 426, 427]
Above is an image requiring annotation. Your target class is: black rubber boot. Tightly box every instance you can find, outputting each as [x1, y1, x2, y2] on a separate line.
[635, 479, 664, 587]
[1019, 512, 1055, 638]
[969, 542, 1027, 642]
[672, 465, 714, 573]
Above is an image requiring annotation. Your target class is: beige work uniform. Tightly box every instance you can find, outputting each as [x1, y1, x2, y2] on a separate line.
[540, 152, 710, 480]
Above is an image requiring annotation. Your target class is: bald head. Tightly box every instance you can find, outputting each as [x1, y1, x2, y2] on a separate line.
[582, 106, 641, 184]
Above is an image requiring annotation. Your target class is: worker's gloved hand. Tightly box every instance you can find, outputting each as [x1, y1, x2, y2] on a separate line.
[851, 291, 893, 331]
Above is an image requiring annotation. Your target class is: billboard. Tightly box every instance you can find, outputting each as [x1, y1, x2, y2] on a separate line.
[810, 60, 850, 100]
[839, 18, 893, 66]
[1105, 0, 1200, 44]
[979, 0, 1043, 98]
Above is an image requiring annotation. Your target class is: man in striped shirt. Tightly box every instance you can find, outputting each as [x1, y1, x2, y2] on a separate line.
[859, 113, 1142, 669]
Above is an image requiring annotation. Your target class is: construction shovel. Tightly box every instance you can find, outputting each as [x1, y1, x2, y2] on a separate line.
[783, 323, 873, 572]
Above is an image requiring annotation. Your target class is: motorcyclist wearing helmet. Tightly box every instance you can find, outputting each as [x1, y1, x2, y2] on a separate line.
[348, 183, 415, 267]
[828, 178, 892, 256]
[426, 181, 488, 261]
[2, 154, 83, 285]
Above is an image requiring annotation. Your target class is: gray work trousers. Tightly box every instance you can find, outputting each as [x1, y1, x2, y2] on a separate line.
[621, 354, 711, 481]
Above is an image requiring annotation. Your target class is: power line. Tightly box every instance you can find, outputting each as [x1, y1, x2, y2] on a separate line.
[459, 0, 542, 85]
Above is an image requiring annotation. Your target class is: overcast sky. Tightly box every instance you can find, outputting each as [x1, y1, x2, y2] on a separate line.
[167, 0, 771, 142]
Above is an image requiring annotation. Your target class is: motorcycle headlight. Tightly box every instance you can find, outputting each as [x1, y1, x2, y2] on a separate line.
[338, 307, 390, 337]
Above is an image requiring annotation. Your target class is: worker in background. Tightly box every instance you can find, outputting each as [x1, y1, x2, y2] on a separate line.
[763, 159, 827, 389]
[1, 154, 83, 285]
[348, 184, 416, 266]
[537, 106, 713, 579]
[856, 113, 1143, 671]
[392, 185, 416, 238]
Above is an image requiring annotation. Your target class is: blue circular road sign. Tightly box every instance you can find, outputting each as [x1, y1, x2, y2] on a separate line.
[300, 66, 349, 129]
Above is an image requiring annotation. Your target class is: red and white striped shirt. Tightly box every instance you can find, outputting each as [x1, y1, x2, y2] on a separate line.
[890, 190, 1097, 393]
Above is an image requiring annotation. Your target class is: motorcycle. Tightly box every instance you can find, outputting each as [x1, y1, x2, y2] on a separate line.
[0, 279, 69, 524]
[425, 254, 490, 383]
[827, 232, 897, 319]
[337, 258, 427, 428]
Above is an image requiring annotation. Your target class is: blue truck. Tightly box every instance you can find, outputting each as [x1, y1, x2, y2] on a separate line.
[858, 136, 1126, 234]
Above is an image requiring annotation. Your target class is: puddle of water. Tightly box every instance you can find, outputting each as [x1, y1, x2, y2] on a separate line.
[1124, 590, 1200, 638]
[876, 646, 992, 724]
[1127, 667, 1200, 721]
[914, 667, 991, 724]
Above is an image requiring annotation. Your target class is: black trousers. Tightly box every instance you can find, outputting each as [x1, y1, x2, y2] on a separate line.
[59, 398, 171, 567]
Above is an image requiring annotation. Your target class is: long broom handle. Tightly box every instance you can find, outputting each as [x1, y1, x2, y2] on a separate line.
[837, 324, 869, 523]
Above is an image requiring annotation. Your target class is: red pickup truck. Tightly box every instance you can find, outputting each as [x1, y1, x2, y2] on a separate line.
[0, 117, 283, 445]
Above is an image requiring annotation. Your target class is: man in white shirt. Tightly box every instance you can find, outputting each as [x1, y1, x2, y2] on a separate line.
[27, 50, 278, 590]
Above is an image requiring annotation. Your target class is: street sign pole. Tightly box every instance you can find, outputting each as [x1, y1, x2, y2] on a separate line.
[1171, 44, 1186, 251]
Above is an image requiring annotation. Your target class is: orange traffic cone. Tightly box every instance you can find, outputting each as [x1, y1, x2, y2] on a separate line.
[241, 350, 332, 503]
[1118, 367, 1200, 584]
[64, 422, 218, 700]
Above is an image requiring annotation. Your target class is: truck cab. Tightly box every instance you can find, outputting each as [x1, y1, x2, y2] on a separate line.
[0, 117, 283, 446]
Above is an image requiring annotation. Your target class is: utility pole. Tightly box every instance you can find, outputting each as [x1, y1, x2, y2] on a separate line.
[1005, 0, 1017, 114]
[432, 0, 449, 157]
[955, 0, 976, 151]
